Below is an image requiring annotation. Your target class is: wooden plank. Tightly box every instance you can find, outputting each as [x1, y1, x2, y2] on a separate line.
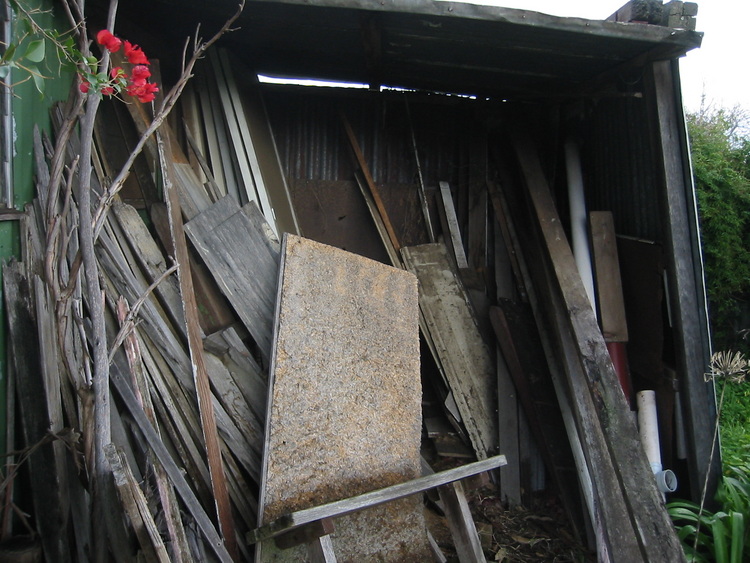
[150, 202, 237, 335]
[511, 129, 686, 561]
[219, 50, 301, 236]
[489, 301, 585, 538]
[105, 445, 170, 563]
[184, 195, 279, 364]
[589, 211, 628, 342]
[251, 455, 507, 544]
[437, 181, 469, 270]
[3, 262, 69, 563]
[341, 114, 401, 252]
[645, 60, 719, 502]
[437, 481, 485, 563]
[116, 298, 192, 563]
[157, 130, 238, 560]
[401, 243, 497, 460]
[109, 364, 232, 562]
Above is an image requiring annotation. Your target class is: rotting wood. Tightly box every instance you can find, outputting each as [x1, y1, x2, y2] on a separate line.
[184, 195, 280, 364]
[437, 480, 485, 563]
[157, 129, 238, 561]
[511, 128, 686, 561]
[645, 59, 719, 503]
[105, 444, 171, 563]
[250, 455, 507, 544]
[401, 243, 498, 460]
[3, 261, 70, 563]
[110, 365, 232, 563]
[116, 297, 193, 563]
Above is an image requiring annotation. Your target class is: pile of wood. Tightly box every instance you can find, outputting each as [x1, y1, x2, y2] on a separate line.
[1, 46, 686, 562]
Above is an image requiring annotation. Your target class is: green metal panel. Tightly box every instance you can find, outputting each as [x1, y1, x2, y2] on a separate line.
[0, 0, 73, 456]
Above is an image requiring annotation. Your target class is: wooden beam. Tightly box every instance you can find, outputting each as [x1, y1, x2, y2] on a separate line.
[644, 60, 719, 502]
[511, 128, 685, 561]
[157, 130, 238, 560]
[249, 455, 506, 544]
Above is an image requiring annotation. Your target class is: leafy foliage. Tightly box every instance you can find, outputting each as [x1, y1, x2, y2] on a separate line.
[687, 106, 750, 353]
[668, 466, 750, 563]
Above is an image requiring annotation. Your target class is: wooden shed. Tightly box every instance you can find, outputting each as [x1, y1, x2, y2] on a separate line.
[1, 0, 718, 561]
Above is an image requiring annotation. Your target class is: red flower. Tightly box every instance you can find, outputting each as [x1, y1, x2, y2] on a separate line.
[110, 66, 125, 80]
[127, 81, 159, 103]
[79, 79, 90, 94]
[96, 30, 122, 53]
[130, 65, 151, 83]
[123, 41, 150, 65]
[101, 86, 115, 96]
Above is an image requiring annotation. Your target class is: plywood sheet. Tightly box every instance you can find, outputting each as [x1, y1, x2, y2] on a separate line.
[258, 235, 430, 561]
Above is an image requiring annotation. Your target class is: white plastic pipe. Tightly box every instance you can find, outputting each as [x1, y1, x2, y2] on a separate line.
[564, 139, 597, 313]
[636, 390, 678, 496]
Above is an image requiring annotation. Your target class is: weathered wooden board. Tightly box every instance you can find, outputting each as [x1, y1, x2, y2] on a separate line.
[401, 242, 497, 460]
[589, 211, 628, 342]
[185, 195, 280, 364]
[3, 262, 70, 563]
[257, 234, 429, 562]
[511, 129, 686, 562]
[645, 60, 720, 501]
[219, 50, 301, 237]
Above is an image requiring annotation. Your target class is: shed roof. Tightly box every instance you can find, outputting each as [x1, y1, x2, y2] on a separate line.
[112, 0, 703, 99]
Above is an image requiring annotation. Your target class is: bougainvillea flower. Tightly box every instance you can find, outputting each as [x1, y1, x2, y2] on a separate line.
[101, 85, 115, 96]
[110, 66, 126, 80]
[123, 41, 150, 65]
[127, 81, 159, 103]
[79, 79, 90, 94]
[96, 30, 122, 53]
[130, 65, 151, 83]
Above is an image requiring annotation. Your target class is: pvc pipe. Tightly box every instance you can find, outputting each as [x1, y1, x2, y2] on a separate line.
[636, 390, 678, 496]
[564, 138, 596, 313]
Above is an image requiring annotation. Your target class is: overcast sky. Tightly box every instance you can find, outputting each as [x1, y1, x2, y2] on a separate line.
[458, 0, 747, 114]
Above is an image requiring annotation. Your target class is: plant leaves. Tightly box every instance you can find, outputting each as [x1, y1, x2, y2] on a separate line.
[23, 39, 45, 63]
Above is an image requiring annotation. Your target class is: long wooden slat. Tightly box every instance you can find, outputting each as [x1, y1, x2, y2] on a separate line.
[105, 445, 171, 563]
[401, 243, 497, 460]
[3, 262, 70, 563]
[511, 129, 685, 562]
[341, 114, 401, 252]
[109, 366, 232, 563]
[218, 50, 301, 236]
[157, 130, 238, 561]
[645, 60, 719, 501]
[250, 455, 506, 544]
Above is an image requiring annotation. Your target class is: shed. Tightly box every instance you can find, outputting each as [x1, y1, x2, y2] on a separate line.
[1, 0, 717, 561]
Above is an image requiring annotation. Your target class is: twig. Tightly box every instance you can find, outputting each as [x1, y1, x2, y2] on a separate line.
[107, 261, 179, 364]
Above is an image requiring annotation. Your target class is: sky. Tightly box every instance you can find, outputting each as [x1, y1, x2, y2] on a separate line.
[456, 0, 747, 113]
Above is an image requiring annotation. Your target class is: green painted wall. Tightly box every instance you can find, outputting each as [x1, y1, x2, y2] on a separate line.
[0, 0, 73, 455]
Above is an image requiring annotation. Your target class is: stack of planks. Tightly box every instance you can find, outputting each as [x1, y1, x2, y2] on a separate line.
[2, 42, 688, 562]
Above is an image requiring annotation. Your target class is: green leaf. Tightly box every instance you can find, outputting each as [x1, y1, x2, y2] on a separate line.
[729, 512, 744, 563]
[23, 39, 45, 63]
[0, 65, 10, 79]
[3, 42, 18, 61]
[30, 68, 45, 97]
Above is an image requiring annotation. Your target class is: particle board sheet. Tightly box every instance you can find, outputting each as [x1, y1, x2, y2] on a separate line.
[401, 243, 497, 460]
[257, 235, 430, 562]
